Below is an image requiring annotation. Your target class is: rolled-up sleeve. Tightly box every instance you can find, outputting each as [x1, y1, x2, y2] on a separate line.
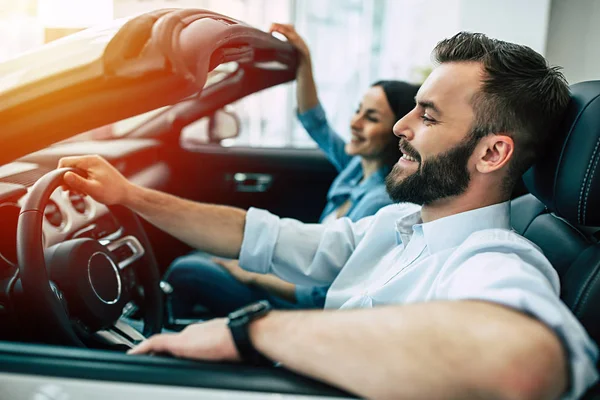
[239, 207, 376, 287]
[435, 233, 599, 400]
[297, 103, 329, 132]
[238, 207, 280, 275]
[297, 103, 352, 171]
[295, 285, 328, 309]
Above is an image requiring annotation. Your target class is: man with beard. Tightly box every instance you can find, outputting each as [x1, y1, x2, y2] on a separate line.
[59, 32, 597, 399]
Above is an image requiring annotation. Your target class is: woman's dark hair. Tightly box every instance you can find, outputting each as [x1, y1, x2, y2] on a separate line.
[371, 80, 420, 168]
[372, 80, 420, 121]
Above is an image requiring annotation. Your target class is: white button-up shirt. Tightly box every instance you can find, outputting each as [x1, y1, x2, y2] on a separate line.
[239, 202, 598, 399]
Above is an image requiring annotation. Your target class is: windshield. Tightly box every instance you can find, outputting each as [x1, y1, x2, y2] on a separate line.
[60, 62, 240, 143]
[0, 17, 127, 96]
[56, 107, 170, 143]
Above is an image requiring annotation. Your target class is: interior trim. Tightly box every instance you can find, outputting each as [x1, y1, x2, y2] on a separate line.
[0, 341, 352, 398]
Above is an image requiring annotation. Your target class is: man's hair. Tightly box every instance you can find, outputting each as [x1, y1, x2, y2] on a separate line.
[432, 32, 571, 190]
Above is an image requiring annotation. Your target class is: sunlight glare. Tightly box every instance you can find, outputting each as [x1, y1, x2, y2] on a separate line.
[38, 0, 113, 28]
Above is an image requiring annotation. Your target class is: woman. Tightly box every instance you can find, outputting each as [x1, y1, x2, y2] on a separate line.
[165, 24, 419, 318]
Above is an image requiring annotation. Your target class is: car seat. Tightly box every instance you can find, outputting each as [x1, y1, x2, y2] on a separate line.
[510, 80, 600, 398]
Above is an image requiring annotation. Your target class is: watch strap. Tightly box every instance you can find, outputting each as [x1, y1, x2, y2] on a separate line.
[227, 300, 273, 366]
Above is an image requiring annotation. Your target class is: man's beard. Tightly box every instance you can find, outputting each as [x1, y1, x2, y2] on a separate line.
[385, 134, 480, 205]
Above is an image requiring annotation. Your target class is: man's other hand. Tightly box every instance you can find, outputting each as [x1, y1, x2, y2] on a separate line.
[127, 318, 241, 362]
[58, 155, 134, 206]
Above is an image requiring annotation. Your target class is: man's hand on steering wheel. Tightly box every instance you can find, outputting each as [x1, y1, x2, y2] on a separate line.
[58, 155, 134, 206]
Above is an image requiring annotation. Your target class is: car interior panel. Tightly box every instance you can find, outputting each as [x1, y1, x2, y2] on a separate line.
[1, 7, 600, 399]
[0, 340, 351, 398]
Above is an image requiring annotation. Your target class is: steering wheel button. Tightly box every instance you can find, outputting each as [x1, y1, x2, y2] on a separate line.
[112, 244, 134, 262]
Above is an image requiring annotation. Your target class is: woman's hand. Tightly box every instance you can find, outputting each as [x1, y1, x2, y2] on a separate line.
[213, 258, 258, 285]
[215, 258, 298, 304]
[269, 23, 319, 113]
[270, 23, 312, 68]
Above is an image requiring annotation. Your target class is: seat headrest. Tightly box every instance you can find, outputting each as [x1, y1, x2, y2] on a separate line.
[524, 81, 600, 226]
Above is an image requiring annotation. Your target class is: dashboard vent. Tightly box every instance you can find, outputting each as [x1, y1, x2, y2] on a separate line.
[0, 167, 52, 187]
[44, 199, 63, 227]
[69, 192, 88, 214]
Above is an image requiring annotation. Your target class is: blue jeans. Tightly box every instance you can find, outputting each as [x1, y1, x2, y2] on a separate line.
[165, 252, 302, 318]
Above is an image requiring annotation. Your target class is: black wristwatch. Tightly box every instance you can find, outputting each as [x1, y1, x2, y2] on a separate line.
[227, 300, 273, 366]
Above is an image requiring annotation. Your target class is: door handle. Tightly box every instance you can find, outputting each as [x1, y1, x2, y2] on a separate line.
[232, 173, 273, 192]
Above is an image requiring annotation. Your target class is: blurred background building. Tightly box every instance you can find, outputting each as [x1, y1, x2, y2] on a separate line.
[0, 0, 598, 147]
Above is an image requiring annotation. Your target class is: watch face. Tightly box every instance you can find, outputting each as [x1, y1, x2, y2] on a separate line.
[229, 300, 271, 320]
[246, 301, 269, 313]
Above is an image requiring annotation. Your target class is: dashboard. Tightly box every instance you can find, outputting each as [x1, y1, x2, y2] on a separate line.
[0, 138, 170, 278]
[0, 182, 115, 270]
[0, 138, 172, 346]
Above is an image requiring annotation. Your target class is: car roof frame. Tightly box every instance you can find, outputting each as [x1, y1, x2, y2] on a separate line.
[0, 9, 298, 165]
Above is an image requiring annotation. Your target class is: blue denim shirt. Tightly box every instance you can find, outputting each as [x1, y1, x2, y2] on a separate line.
[294, 103, 394, 308]
[297, 103, 393, 223]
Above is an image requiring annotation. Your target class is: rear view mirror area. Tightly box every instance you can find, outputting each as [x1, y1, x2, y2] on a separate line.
[211, 107, 241, 141]
[180, 106, 241, 148]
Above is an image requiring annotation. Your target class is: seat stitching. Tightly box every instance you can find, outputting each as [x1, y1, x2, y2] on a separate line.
[578, 137, 600, 224]
[574, 261, 600, 316]
[584, 145, 600, 225]
[560, 92, 600, 224]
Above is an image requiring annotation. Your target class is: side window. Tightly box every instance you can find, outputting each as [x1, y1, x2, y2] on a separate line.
[182, 0, 404, 151]
[180, 84, 316, 150]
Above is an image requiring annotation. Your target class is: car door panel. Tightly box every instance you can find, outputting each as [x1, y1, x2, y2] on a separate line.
[0, 342, 353, 399]
[164, 144, 338, 223]
[123, 141, 337, 271]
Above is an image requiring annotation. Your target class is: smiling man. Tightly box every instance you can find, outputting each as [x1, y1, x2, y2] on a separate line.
[59, 32, 598, 399]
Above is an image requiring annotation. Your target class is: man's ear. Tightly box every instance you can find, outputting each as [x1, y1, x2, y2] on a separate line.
[475, 135, 514, 174]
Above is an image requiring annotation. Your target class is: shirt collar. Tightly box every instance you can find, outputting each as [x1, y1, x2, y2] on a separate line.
[395, 201, 511, 253]
[395, 205, 423, 245]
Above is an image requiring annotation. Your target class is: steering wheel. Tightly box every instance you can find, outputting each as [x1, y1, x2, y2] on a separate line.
[16, 168, 163, 347]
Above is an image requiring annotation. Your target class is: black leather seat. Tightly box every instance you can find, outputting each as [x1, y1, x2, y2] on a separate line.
[510, 80, 600, 397]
